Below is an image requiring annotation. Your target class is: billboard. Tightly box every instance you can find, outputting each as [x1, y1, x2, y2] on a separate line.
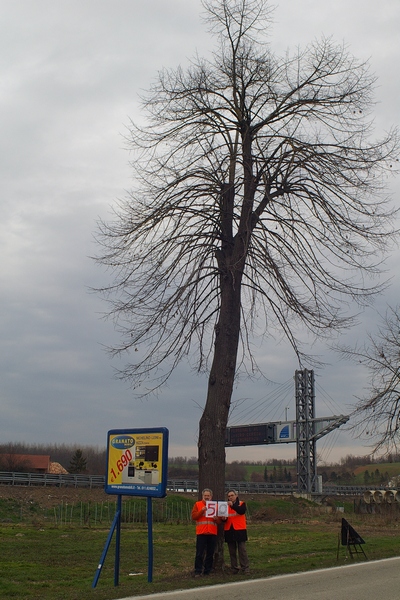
[105, 428, 168, 497]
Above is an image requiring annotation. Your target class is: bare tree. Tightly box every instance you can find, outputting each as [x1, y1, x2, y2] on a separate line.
[0, 443, 34, 472]
[96, 0, 399, 500]
[341, 305, 400, 453]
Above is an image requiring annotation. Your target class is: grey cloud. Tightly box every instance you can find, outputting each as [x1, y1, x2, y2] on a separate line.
[0, 0, 399, 462]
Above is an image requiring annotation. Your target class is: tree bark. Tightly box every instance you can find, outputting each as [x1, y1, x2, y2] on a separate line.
[199, 125, 254, 500]
[198, 268, 242, 494]
[198, 262, 243, 570]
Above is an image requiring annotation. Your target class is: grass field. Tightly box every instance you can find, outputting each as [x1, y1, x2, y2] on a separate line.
[1, 492, 400, 600]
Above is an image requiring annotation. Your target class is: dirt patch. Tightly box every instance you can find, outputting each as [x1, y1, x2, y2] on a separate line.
[0, 484, 110, 509]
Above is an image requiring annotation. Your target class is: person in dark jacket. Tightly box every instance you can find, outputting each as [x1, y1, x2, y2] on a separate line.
[223, 489, 249, 574]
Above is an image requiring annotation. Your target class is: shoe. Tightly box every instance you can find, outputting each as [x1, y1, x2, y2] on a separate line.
[192, 571, 202, 578]
[241, 568, 250, 574]
[231, 568, 240, 574]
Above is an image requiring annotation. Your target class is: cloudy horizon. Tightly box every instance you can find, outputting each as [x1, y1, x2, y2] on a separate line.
[1, 0, 399, 466]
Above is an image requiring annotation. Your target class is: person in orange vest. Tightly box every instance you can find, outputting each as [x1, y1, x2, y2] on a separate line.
[223, 489, 249, 574]
[191, 488, 220, 577]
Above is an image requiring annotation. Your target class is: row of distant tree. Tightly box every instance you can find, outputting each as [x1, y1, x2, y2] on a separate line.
[0, 443, 104, 475]
[0, 443, 293, 478]
[2, 443, 398, 483]
[338, 453, 400, 468]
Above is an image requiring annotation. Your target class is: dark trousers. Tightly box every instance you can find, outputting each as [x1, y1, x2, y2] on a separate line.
[194, 534, 216, 574]
[227, 540, 249, 571]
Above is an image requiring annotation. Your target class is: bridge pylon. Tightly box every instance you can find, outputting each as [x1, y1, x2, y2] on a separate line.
[295, 368, 317, 494]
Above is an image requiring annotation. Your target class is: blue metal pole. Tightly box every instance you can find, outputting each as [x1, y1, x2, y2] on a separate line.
[147, 496, 153, 583]
[114, 494, 122, 586]
[92, 497, 121, 588]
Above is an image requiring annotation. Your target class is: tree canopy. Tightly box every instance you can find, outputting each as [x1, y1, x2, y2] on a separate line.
[68, 449, 88, 474]
[342, 305, 400, 453]
[96, 0, 399, 498]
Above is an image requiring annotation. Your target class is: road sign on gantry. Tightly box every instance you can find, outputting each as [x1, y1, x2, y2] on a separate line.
[105, 427, 169, 497]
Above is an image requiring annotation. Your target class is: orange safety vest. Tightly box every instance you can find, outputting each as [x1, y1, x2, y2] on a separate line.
[223, 501, 247, 531]
[192, 500, 218, 535]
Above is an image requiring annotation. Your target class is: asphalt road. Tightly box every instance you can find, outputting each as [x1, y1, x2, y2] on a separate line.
[116, 557, 400, 600]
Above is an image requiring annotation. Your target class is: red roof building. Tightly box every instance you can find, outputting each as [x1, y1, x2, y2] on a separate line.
[0, 454, 51, 473]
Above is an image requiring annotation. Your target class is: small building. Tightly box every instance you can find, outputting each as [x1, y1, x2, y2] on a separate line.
[0, 453, 51, 473]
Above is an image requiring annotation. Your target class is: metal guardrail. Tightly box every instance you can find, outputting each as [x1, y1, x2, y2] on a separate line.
[166, 481, 400, 495]
[166, 480, 296, 493]
[0, 473, 293, 492]
[0, 472, 398, 496]
[0, 471, 104, 488]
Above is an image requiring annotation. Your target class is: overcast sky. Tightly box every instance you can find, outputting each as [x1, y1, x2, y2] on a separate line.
[1, 0, 399, 466]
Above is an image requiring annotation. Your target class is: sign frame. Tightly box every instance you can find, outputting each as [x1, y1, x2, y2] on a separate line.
[225, 423, 275, 446]
[105, 427, 169, 498]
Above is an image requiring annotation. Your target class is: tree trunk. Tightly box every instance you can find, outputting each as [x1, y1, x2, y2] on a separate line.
[198, 266, 242, 492]
[198, 128, 254, 570]
[198, 270, 242, 570]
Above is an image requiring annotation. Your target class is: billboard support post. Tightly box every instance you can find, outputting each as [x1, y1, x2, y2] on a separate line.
[147, 497, 153, 582]
[114, 494, 122, 586]
[93, 428, 168, 588]
[92, 494, 122, 588]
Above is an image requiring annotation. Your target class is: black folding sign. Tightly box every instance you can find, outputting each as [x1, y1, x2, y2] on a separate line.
[341, 518, 365, 546]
